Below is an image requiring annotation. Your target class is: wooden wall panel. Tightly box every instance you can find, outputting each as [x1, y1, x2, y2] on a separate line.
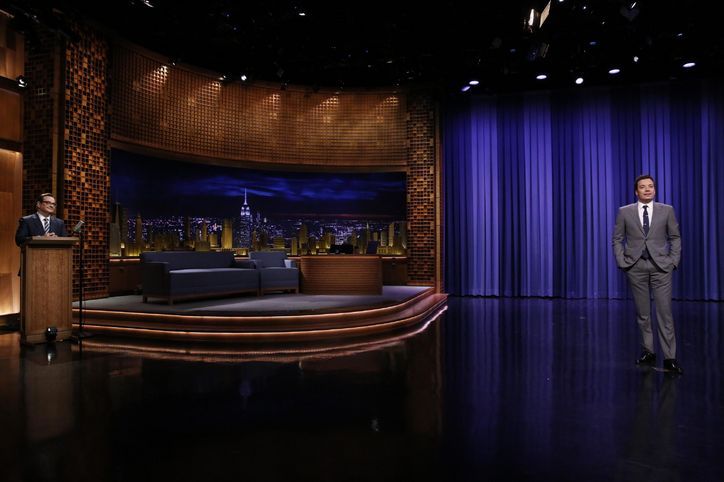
[0, 88, 21, 142]
[0, 14, 24, 80]
[111, 45, 407, 169]
[0, 150, 22, 316]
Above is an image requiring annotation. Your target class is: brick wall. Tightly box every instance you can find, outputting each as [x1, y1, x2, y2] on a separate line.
[63, 24, 110, 299]
[406, 93, 438, 285]
[22, 29, 57, 214]
[23, 22, 110, 300]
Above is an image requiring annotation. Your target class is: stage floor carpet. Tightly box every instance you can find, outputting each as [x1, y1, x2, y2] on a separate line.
[75, 285, 430, 315]
[71, 286, 448, 342]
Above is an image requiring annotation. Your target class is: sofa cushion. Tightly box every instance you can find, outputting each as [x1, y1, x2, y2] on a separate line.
[250, 251, 286, 268]
[141, 251, 235, 270]
[168, 268, 258, 293]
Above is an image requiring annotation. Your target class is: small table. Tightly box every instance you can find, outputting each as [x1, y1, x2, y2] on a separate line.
[299, 255, 382, 295]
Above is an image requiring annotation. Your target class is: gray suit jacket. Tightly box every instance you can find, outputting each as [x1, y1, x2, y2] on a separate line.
[612, 202, 681, 272]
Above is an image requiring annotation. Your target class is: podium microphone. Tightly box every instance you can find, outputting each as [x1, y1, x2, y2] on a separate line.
[71, 219, 92, 342]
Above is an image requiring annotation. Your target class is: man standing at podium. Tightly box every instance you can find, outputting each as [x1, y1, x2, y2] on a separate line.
[15, 193, 69, 246]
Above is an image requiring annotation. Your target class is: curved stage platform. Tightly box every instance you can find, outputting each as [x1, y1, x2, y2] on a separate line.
[72, 286, 447, 343]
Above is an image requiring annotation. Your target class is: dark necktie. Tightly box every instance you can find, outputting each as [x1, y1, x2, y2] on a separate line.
[641, 205, 650, 260]
[642, 205, 649, 236]
[43, 217, 50, 234]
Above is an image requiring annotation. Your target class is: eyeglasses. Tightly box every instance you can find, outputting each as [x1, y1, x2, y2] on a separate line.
[41, 201, 57, 206]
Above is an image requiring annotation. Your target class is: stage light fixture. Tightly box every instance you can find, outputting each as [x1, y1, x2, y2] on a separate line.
[608, 68, 621, 75]
[469, 80, 480, 86]
[633, 55, 640, 63]
[575, 77, 584, 85]
[536, 73, 548, 80]
[240, 74, 248, 81]
[620, 2, 639, 21]
[461, 85, 471, 92]
[45, 326, 57, 342]
[16, 75, 27, 88]
[682, 61, 696, 68]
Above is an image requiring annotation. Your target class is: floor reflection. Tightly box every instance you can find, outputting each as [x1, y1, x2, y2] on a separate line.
[0, 298, 722, 481]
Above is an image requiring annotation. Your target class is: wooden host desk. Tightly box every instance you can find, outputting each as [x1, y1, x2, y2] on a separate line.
[299, 255, 382, 295]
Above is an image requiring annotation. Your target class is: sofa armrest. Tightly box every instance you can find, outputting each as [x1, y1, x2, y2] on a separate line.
[234, 259, 256, 269]
[142, 261, 170, 294]
[284, 259, 297, 268]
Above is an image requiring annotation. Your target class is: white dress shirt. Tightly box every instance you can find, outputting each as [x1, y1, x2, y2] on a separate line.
[637, 201, 653, 227]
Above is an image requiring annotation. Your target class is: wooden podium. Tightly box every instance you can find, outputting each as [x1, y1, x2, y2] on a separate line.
[20, 236, 78, 344]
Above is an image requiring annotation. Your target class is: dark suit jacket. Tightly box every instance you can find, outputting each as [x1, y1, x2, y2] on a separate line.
[15, 213, 70, 247]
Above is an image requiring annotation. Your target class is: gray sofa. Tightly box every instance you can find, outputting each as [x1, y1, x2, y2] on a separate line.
[141, 251, 258, 304]
[250, 251, 299, 294]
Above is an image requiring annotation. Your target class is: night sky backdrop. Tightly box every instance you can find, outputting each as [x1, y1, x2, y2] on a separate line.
[111, 150, 406, 220]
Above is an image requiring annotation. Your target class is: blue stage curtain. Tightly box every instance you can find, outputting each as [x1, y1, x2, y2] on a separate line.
[443, 80, 724, 300]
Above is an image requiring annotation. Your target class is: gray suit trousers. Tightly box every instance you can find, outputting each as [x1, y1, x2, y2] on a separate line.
[626, 258, 676, 359]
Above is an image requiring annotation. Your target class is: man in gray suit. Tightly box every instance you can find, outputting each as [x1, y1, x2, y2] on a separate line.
[612, 175, 682, 374]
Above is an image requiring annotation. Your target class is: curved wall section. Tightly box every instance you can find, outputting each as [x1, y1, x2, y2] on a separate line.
[111, 45, 407, 169]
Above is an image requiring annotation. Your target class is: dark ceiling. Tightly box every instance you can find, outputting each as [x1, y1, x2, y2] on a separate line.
[6, 0, 723, 92]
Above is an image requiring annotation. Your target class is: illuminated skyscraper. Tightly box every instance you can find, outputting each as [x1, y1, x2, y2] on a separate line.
[237, 188, 251, 248]
[222, 219, 233, 249]
[184, 216, 191, 245]
[299, 224, 308, 254]
[135, 213, 144, 250]
[388, 222, 395, 247]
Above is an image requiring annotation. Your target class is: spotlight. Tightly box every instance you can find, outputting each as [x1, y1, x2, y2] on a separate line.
[633, 55, 640, 63]
[469, 80, 480, 86]
[608, 68, 621, 75]
[45, 326, 57, 342]
[16, 75, 28, 88]
[298, 11, 306, 17]
[240, 74, 248, 81]
[461, 85, 471, 92]
[536, 73, 548, 80]
[682, 61, 696, 69]
[575, 77, 584, 85]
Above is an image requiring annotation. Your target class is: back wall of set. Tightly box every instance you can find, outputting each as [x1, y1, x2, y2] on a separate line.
[8, 18, 441, 311]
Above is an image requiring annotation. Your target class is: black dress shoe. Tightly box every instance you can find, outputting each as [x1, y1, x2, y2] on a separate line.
[635, 351, 656, 366]
[663, 358, 683, 375]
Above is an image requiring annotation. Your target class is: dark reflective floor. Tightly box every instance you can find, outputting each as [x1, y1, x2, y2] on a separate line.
[0, 297, 722, 481]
